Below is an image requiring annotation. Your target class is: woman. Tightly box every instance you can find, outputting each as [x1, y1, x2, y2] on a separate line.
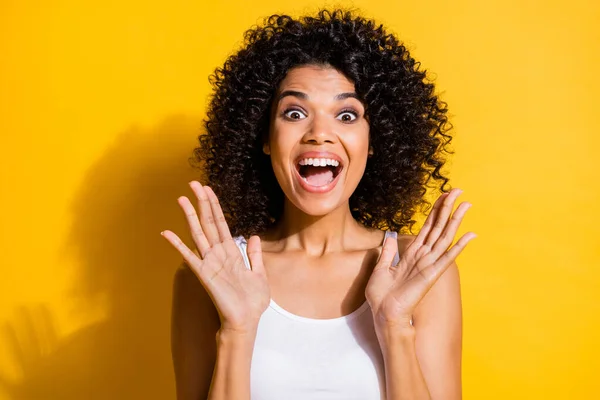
[162, 9, 475, 400]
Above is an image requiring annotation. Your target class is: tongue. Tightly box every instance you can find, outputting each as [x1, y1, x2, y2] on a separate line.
[303, 166, 334, 187]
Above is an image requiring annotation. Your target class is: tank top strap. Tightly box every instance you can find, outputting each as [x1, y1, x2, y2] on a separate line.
[233, 236, 252, 271]
[384, 230, 401, 266]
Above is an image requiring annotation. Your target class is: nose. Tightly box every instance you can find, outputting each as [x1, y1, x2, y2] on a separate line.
[302, 113, 336, 145]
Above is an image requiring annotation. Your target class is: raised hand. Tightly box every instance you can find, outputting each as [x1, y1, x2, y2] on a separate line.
[161, 181, 270, 333]
[365, 188, 476, 331]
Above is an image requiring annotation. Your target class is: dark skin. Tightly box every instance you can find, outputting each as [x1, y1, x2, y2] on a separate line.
[164, 66, 472, 399]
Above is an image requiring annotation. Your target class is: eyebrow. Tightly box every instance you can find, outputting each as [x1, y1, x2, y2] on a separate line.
[276, 90, 360, 102]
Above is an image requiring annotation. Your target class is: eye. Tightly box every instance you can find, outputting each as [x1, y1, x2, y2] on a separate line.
[337, 109, 358, 123]
[283, 108, 307, 120]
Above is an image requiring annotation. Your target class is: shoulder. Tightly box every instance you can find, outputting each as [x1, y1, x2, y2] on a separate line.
[415, 259, 461, 320]
[394, 233, 462, 320]
[410, 240, 462, 334]
[172, 263, 220, 325]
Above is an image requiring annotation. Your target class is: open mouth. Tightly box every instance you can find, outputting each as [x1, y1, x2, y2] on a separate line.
[295, 158, 343, 187]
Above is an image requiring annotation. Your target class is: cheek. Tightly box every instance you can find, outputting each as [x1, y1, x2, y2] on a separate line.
[269, 122, 297, 152]
[267, 129, 296, 181]
[346, 130, 371, 165]
[341, 136, 370, 188]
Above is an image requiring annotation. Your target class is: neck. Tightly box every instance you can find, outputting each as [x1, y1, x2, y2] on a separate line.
[267, 199, 369, 256]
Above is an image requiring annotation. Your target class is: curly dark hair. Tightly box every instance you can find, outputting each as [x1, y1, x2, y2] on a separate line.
[192, 9, 453, 238]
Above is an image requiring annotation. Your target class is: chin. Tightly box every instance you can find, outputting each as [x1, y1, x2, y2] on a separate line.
[291, 196, 347, 217]
[285, 176, 360, 218]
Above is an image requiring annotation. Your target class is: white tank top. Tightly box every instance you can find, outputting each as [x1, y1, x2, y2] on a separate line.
[233, 230, 400, 400]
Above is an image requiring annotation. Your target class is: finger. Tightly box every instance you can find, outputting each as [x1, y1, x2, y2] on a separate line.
[161, 230, 204, 275]
[204, 186, 233, 241]
[177, 196, 211, 258]
[189, 181, 220, 247]
[414, 192, 449, 246]
[424, 188, 463, 247]
[425, 232, 476, 283]
[431, 201, 472, 258]
[374, 235, 398, 272]
[246, 235, 266, 274]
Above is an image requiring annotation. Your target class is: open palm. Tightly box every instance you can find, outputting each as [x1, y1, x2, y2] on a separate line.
[365, 188, 476, 329]
[161, 181, 270, 333]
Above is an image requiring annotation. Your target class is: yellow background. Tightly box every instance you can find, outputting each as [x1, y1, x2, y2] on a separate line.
[1, 0, 598, 398]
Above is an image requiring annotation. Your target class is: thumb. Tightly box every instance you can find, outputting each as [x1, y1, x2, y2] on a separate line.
[246, 235, 266, 274]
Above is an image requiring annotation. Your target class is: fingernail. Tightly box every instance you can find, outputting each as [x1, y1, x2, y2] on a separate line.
[160, 231, 164, 236]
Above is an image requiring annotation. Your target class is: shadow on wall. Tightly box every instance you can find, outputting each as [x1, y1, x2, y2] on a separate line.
[0, 115, 206, 400]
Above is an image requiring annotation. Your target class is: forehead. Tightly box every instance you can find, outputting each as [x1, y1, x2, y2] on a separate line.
[276, 65, 356, 94]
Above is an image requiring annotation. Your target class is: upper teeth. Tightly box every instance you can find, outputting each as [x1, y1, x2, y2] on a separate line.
[298, 158, 340, 167]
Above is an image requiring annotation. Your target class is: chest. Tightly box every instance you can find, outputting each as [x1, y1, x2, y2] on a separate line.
[250, 307, 386, 400]
[262, 249, 380, 319]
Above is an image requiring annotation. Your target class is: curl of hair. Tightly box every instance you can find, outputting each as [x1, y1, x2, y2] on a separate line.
[192, 9, 453, 237]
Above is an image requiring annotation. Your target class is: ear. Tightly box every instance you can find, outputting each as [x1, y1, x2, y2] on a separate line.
[263, 142, 271, 155]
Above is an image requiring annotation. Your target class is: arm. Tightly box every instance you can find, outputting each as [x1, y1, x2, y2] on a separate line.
[367, 189, 470, 399]
[171, 264, 219, 400]
[413, 261, 462, 399]
[380, 261, 462, 400]
[210, 328, 257, 400]
[171, 263, 258, 400]
[166, 182, 270, 399]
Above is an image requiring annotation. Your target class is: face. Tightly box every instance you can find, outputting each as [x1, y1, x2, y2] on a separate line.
[265, 64, 371, 216]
